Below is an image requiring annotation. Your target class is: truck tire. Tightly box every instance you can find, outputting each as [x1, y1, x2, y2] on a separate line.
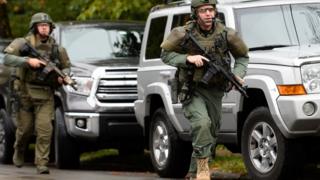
[54, 107, 80, 169]
[0, 109, 15, 164]
[149, 107, 191, 178]
[241, 107, 302, 180]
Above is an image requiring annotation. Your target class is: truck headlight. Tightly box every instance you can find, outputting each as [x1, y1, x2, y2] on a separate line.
[66, 77, 93, 96]
[301, 63, 320, 94]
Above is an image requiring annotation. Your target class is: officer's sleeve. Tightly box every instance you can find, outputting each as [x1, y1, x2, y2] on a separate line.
[58, 46, 71, 74]
[227, 29, 249, 78]
[233, 57, 249, 78]
[161, 50, 188, 68]
[3, 38, 28, 67]
[160, 26, 188, 68]
[3, 54, 28, 67]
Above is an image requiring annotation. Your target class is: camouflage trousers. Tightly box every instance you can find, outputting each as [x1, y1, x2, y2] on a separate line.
[14, 93, 54, 166]
[182, 85, 224, 175]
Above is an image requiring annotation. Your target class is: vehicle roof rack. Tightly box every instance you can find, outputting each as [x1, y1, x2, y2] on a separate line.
[164, 0, 257, 5]
[218, 0, 262, 4]
[151, 0, 191, 12]
[151, 0, 258, 12]
[165, 0, 191, 5]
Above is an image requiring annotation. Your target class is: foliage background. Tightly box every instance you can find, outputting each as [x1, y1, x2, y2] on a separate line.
[7, 0, 162, 37]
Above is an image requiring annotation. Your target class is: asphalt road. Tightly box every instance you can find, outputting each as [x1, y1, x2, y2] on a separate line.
[1, 153, 319, 180]
[0, 152, 250, 180]
[0, 164, 161, 180]
[0, 163, 251, 180]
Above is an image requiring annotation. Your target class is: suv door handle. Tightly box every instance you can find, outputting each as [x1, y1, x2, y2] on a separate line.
[160, 71, 171, 78]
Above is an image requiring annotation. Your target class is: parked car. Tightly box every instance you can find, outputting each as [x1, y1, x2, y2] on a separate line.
[0, 20, 145, 169]
[134, 0, 320, 179]
[52, 20, 145, 169]
[0, 39, 15, 164]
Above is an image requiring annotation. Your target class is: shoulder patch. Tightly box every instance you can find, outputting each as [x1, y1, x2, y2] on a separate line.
[4, 38, 27, 55]
[161, 26, 187, 51]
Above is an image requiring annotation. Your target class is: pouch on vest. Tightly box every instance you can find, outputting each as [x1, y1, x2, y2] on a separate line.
[193, 68, 205, 82]
[26, 84, 51, 101]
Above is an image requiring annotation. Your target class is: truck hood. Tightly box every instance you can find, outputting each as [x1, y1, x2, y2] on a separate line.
[70, 58, 138, 77]
[249, 44, 320, 66]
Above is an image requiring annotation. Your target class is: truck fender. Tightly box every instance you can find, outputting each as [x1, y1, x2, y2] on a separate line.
[244, 75, 291, 137]
[145, 82, 185, 132]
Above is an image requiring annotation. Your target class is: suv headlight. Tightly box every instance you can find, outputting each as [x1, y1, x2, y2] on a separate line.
[301, 63, 320, 94]
[66, 77, 93, 96]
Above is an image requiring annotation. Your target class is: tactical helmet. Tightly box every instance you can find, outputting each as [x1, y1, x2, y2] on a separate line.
[191, 0, 217, 19]
[29, 12, 55, 33]
[191, 0, 217, 8]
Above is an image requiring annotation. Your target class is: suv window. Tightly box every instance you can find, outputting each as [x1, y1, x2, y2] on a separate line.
[236, 5, 298, 49]
[62, 27, 142, 62]
[172, 13, 191, 29]
[145, 16, 167, 60]
[236, 3, 320, 49]
[291, 3, 320, 44]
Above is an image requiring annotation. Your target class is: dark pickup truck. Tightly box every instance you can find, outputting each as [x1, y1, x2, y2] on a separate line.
[0, 20, 145, 169]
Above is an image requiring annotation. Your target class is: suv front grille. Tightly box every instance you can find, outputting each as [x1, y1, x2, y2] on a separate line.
[96, 68, 138, 103]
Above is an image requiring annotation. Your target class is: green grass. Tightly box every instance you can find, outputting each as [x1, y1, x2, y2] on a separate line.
[210, 145, 247, 175]
[79, 145, 247, 175]
[80, 149, 118, 162]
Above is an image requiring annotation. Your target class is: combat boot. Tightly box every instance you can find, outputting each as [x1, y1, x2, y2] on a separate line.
[12, 150, 24, 168]
[185, 172, 196, 180]
[37, 165, 50, 174]
[196, 158, 210, 180]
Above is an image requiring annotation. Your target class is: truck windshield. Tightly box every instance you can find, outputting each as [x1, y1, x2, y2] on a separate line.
[235, 3, 320, 50]
[61, 27, 143, 62]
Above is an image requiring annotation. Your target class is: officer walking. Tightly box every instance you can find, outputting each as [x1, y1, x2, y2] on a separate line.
[161, 0, 249, 179]
[3, 12, 71, 174]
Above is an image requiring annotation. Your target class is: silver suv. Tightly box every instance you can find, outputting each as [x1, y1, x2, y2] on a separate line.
[135, 0, 320, 179]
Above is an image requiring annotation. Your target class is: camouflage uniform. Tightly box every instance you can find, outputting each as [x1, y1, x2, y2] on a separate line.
[3, 12, 70, 173]
[161, 0, 249, 178]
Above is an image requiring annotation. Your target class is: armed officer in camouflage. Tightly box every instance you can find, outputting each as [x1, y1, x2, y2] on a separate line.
[161, 0, 249, 179]
[3, 12, 71, 174]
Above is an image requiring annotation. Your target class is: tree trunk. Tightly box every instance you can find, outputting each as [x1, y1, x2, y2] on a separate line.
[0, 0, 12, 38]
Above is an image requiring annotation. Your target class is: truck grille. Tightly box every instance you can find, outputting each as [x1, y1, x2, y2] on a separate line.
[96, 68, 138, 103]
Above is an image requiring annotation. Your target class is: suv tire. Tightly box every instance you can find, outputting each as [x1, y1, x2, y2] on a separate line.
[0, 109, 15, 164]
[149, 107, 192, 178]
[241, 107, 302, 180]
[55, 107, 80, 169]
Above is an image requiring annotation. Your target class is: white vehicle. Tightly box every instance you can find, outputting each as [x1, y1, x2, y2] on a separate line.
[134, 0, 320, 179]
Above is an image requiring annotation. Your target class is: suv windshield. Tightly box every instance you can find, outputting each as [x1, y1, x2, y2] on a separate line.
[61, 26, 143, 62]
[236, 3, 320, 50]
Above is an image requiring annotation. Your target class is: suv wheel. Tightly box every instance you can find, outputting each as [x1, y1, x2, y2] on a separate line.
[0, 109, 15, 164]
[241, 107, 302, 180]
[55, 107, 80, 169]
[149, 108, 191, 178]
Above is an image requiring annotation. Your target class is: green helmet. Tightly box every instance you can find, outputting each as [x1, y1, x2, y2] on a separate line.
[29, 12, 55, 31]
[191, 0, 217, 8]
[191, 0, 217, 19]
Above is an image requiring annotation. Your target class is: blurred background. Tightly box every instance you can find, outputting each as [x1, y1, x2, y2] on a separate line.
[0, 0, 162, 38]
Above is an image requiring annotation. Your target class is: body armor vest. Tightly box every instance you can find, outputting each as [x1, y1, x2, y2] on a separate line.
[22, 35, 61, 86]
[181, 21, 231, 89]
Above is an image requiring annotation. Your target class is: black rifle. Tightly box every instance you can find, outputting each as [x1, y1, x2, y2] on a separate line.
[20, 42, 77, 90]
[187, 32, 248, 98]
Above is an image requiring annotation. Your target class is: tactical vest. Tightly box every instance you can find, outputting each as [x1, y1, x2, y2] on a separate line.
[180, 21, 231, 89]
[20, 35, 61, 87]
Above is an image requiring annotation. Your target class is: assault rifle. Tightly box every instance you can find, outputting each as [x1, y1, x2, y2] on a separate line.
[187, 32, 248, 98]
[20, 42, 77, 90]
